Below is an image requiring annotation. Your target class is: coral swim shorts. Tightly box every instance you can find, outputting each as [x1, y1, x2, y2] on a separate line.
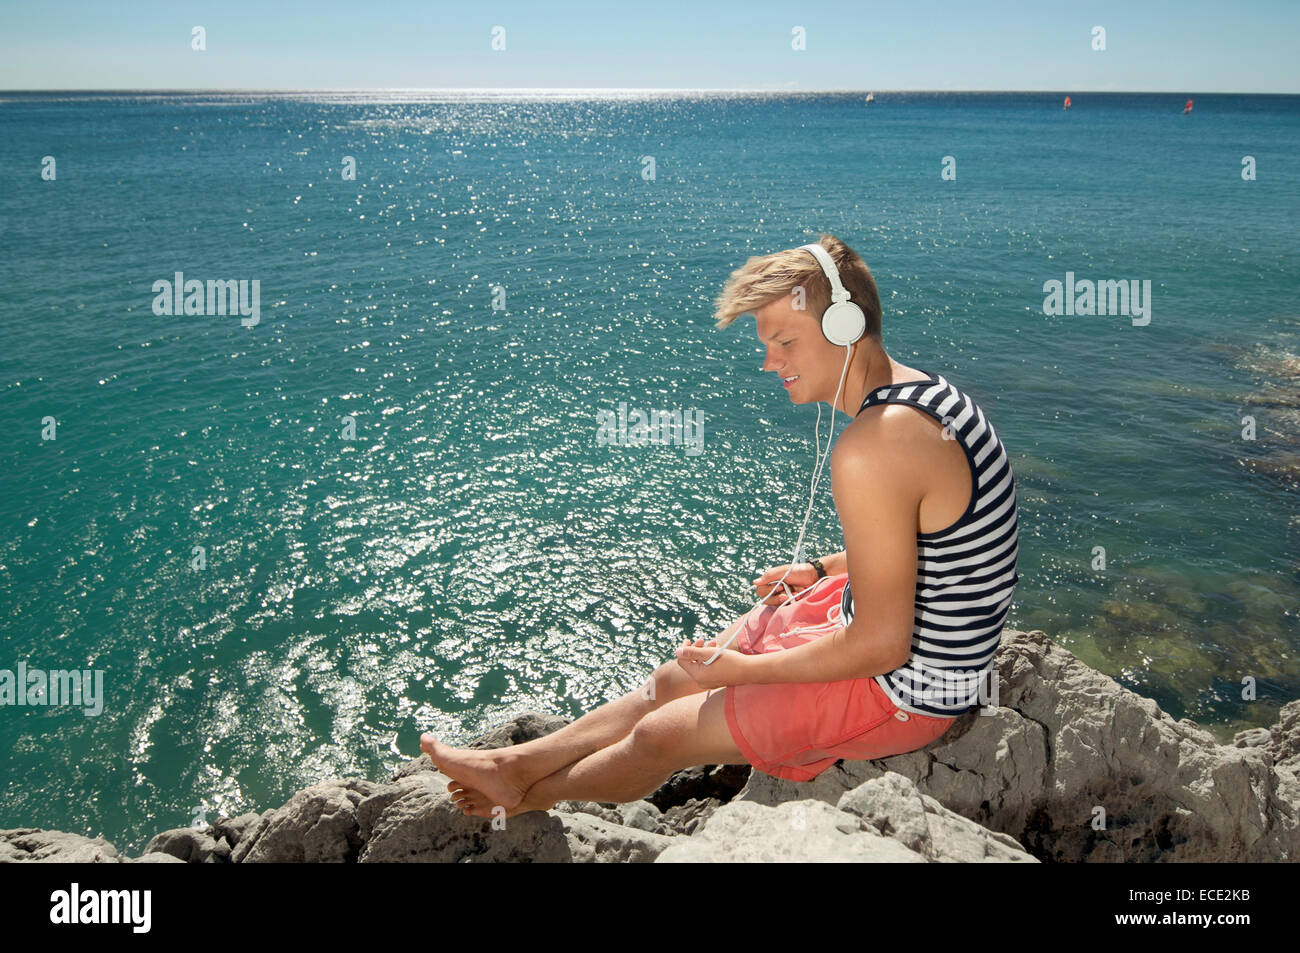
[722, 573, 954, 782]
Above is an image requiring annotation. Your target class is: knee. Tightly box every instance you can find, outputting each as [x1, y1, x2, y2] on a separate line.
[629, 709, 681, 762]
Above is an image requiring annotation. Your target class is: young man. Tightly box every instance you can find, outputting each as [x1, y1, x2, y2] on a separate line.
[422, 234, 1020, 817]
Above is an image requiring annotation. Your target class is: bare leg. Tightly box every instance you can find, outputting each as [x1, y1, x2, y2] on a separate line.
[421, 626, 749, 811]
[449, 688, 746, 818]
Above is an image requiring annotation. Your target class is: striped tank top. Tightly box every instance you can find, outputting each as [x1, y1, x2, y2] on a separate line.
[840, 369, 1020, 718]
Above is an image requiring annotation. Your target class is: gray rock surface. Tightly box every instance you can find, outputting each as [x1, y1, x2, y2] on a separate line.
[655, 771, 1036, 863]
[656, 799, 930, 862]
[212, 811, 264, 848]
[143, 827, 223, 864]
[0, 829, 123, 863]
[836, 773, 1034, 862]
[660, 797, 720, 835]
[231, 779, 382, 863]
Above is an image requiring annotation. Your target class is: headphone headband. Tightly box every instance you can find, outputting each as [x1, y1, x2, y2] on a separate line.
[800, 243, 851, 303]
[799, 242, 866, 346]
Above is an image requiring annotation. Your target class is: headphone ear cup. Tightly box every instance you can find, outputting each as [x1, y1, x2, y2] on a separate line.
[821, 301, 866, 346]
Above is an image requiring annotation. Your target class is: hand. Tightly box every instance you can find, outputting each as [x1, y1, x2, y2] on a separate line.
[752, 562, 821, 606]
[675, 638, 752, 689]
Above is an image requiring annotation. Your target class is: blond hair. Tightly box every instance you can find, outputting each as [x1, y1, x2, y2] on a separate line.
[712, 233, 883, 339]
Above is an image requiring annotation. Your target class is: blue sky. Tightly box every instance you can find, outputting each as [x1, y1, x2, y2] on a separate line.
[1, 0, 1296, 92]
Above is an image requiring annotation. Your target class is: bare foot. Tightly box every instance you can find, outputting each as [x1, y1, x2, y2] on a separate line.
[446, 778, 547, 819]
[420, 732, 530, 812]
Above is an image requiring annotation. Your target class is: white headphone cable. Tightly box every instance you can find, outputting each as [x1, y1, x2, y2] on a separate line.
[703, 341, 853, 665]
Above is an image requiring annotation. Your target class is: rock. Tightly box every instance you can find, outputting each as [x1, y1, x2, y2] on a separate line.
[1266, 700, 1300, 767]
[1233, 728, 1272, 748]
[736, 628, 1300, 862]
[554, 800, 623, 825]
[142, 827, 221, 864]
[647, 763, 750, 811]
[466, 712, 571, 750]
[212, 812, 264, 848]
[616, 800, 670, 835]
[656, 799, 928, 863]
[734, 759, 890, 810]
[660, 797, 720, 835]
[836, 773, 932, 854]
[130, 852, 187, 863]
[232, 779, 384, 863]
[390, 753, 438, 781]
[555, 812, 675, 862]
[657, 778, 1035, 864]
[836, 773, 1035, 862]
[356, 772, 570, 862]
[0, 829, 122, 863]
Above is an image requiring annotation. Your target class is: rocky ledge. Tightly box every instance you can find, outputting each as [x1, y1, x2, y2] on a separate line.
[3, 628, 1297, 863]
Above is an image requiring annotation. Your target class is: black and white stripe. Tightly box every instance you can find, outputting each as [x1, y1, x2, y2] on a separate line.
[840, 370, 1020, 717]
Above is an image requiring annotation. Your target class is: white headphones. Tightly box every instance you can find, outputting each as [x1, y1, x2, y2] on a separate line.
[702, 241, 866, 665]
[800, 242, 866, 346]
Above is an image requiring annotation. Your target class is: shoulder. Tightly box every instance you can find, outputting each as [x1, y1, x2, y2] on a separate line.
[831, 413, 929, 513]
[833, 403, 944, 484]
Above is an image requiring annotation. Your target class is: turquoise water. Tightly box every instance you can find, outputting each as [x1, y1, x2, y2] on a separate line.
[1, 91, 1296, 852]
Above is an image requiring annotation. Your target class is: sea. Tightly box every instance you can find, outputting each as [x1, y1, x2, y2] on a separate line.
[1, 90, 1296, 852]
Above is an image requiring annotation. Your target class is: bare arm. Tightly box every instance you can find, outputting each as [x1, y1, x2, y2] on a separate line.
[741, 416, 920, 684]
[815, 549, 848, 575]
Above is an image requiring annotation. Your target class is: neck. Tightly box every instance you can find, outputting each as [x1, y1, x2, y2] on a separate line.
[834, 340, 896, 415]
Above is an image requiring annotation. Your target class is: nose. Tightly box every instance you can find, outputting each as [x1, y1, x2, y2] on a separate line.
[762, 347, 781, 373]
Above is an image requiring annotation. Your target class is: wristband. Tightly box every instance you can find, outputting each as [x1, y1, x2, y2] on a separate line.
[809, 557, 826, 578]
